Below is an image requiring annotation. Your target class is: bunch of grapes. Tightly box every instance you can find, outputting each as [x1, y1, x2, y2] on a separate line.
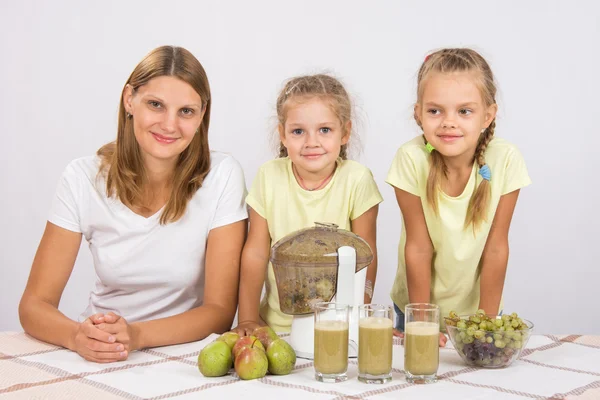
[445, 309, 531, 368]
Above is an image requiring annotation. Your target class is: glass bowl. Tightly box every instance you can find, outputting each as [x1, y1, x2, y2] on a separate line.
[445, 316, 534, 368]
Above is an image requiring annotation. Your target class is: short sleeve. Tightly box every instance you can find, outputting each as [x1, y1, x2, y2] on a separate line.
[386, 146, 420, 196]
[210, 157, 249, 230]
[350, 169, 384, 220]
[501, 147, 532, 195]
[48, 162, 82, 233]
[245, 165, 267, 218]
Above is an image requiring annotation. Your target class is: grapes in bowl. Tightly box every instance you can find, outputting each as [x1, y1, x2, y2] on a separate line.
[444, 310, 533, 368]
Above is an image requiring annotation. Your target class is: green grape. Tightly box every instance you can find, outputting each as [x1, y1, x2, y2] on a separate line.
[466, 327, 476, 337]
[513, 340, 523, 349]
[474, 330, 485, 339]
[470, 315, 481, 324]
[501, 314, 511, 322]
[449, 311, 459, 319]
[494, 319, 504, 328]
[486, 336, 493, 344]
[457, 320, 467, 329]
[512, 332, 522, 341]
[476, 309, 486, 317]
[511, 312, 518, 319]
[511, 319, 520, 328]
[506, 341, 515, 349]
[493, 333, 503, 341]
[479, 321, 488, 330]
[459, 331, 467, 341]
[463, 336, 474, 344]
[494, 339, 506, 349]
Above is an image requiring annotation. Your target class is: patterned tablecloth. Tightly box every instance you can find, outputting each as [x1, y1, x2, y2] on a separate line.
[1, 331, 599, 399]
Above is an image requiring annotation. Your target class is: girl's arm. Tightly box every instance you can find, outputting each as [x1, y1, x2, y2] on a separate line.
[232, 207, 271, 336]
[19, 222, 124, 362]
[351, 205, 379, 304]
[394, 188, 434, 304]
[394, 188, 446, 346]
[126, 219, 247, 349]
[478, 189, 521, 316]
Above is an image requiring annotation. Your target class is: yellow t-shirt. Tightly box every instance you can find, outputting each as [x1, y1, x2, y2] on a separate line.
[386, 136, 531, 324]
[247, 157, 383, 332]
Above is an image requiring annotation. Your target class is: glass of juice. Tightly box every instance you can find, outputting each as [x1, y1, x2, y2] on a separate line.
[358, 304, 393, 384]
[404, 303, 439, 384]
[314, 302, 350, 383]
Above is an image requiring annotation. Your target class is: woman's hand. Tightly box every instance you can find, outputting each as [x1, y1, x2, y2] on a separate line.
[72, 313, 128, 363]
[91, 312, 139, 356]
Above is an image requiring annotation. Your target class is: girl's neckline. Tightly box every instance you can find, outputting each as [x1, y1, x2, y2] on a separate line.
[287, 158, 341, 193]
[440, 163, 478, 200]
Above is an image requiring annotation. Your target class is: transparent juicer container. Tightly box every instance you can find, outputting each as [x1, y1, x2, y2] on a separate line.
[270, 222, 373, 315]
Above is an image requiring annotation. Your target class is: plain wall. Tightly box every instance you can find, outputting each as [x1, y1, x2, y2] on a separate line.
[1, 0, 599, 334]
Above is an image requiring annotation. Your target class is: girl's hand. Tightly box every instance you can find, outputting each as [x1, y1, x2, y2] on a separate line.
[93, 312, 138, 356]
[232, 320, 264, 336]
[72, 313, 127, 363]
[393, 329, 447, 348]
[438, 332, 448, 347]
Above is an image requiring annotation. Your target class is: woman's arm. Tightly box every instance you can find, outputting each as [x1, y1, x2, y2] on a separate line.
[351, 205, 379, 304]
[394, 188, 434, 304]
[19, 222, 124, 362]
[127, 219, 247, 349]
[478, 190, 521, 316]
[232, 208, 271, 336]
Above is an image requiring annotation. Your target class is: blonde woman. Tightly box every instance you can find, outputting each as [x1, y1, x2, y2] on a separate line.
[19, 46, 248, 363]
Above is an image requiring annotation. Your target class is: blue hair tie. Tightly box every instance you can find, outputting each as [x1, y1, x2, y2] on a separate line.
[479, 164, 491, 181]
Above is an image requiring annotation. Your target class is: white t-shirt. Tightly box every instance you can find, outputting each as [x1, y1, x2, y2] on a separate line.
[49, 151, 248, 323]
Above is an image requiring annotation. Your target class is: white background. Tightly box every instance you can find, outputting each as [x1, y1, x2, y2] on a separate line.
[1, 1, 598, 334]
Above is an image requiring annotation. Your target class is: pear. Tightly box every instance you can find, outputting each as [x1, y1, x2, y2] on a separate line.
[232, 335, 265, 359]
[216, 331, 240, 350]
[266, 338, 296, 375]
[234, 339, 268, 380]
[253, 326, 279, 349]
[198, 341, 232, 377]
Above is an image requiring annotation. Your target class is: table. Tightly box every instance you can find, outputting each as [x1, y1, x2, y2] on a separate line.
[1, 332, 599, 399]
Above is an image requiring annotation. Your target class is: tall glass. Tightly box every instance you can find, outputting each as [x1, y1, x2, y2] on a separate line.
[314, 302, 350, 383]
[404, 303, 440, 384]
[358, 304, 393, 384]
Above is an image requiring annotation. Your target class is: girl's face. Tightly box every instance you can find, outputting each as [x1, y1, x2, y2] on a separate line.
[416, 71, 497, 162]
[279, 96, 350, 175]
[123, 76, 205, 168]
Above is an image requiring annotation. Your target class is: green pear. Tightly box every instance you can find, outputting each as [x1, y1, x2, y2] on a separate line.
[253, 326, 279, 349]
[198, 341, 232, 377]
[266, 339, 296, 375]
[232, 335, 265, 359]
[234, 339, 268, 380]
[216, 331, 240, 350]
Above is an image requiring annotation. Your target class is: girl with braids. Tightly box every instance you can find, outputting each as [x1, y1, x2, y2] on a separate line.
[234, 74, 382, 335]
[386, 48, 531, 346]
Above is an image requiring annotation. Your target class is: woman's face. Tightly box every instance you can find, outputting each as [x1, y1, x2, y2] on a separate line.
[123, 76, 205, 168]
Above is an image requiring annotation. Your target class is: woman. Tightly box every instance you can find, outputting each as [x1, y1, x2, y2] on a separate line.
[19, 46, 247, 363]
